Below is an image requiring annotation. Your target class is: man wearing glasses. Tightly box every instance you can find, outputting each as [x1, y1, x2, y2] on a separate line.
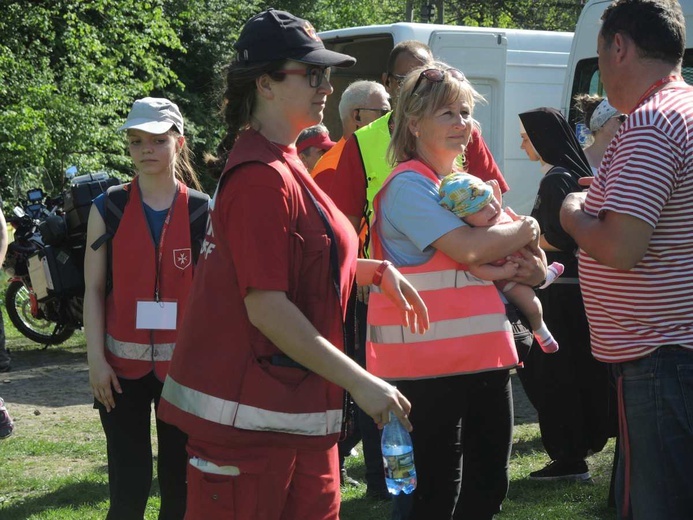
[312, 80, 390, 192]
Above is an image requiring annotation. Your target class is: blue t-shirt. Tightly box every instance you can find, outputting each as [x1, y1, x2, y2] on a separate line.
[93, 192, 168, 243]
[376, 171, 465, 266]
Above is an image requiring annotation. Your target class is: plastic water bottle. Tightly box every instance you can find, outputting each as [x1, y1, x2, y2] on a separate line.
[381, 411, 417, 495]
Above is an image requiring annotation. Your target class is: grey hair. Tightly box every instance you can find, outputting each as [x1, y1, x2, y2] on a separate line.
[338, 81, 389, 123]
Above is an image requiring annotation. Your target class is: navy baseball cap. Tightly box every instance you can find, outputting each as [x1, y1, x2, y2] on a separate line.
[234, 9, 356, 67]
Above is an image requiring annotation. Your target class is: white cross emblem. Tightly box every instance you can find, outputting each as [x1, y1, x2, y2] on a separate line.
[173, 248, 192, 270]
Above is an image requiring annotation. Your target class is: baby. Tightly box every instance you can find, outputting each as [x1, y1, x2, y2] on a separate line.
[439, 172, 562, 354]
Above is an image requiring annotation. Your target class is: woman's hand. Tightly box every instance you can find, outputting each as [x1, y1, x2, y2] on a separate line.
[350, 374, 413, 431]
[89, 357, 122, 413]
[379, 265, 430, 334]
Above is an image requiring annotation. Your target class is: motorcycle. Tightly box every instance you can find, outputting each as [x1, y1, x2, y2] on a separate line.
[3, 167, 119, 345]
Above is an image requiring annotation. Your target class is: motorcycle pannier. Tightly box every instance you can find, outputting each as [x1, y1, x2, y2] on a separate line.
[63, 172, 120, 235]
[28, 246, 83, 301]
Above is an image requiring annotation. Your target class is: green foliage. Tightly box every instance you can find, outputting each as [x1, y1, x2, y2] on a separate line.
[0, 0, 585, 200]
[0, 0, 183, 200]
[443, 0, 583, 31]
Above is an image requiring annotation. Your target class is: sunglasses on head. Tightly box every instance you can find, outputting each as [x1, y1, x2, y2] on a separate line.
[412, 68, 466, 94]
[273, 66, 331, 88]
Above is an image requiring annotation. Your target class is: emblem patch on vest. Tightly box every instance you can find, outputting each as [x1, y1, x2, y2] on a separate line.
[173, 248, 192, 270]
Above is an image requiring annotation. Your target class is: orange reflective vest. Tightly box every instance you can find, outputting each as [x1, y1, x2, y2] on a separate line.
[105, 178, 194, 381]
[312, 136, 345, 179]
[366, 159, 518, 380]
[159, 129, 354, 450]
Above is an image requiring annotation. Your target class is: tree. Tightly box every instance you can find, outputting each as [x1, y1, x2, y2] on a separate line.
[0, 0, 183, 197]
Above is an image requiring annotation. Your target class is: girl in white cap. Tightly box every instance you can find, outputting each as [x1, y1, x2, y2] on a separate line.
[84, 97, 208, 519]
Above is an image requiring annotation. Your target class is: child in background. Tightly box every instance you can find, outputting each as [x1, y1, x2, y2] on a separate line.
[439, 172, 563, 354]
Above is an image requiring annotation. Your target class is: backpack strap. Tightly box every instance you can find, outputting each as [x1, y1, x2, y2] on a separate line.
[90, 184, 130, 252]
[89, 184, 130, 296]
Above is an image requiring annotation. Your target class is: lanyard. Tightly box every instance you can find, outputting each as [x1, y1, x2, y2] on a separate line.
[150, 183, 180, 302]
[632, 74, 684, 113]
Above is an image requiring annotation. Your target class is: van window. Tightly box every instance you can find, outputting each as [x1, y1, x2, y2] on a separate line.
[567, 49, 693, 128]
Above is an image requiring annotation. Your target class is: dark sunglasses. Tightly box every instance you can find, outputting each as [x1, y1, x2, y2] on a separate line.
[356, 107, 390, 118]
[412, 68, 466, 94]
[274, 66, 331, 88]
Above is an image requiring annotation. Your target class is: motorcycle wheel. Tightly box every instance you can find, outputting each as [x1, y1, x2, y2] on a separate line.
[5, 280, 75, 345]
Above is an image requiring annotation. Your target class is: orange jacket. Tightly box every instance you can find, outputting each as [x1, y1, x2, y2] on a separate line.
[366, 159, 518, 380]
[105, 178, 194, 381]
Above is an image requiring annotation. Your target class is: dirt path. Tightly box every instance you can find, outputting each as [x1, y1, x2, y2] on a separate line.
[0, 335, 538, 431]
[1, 337, 94, 431]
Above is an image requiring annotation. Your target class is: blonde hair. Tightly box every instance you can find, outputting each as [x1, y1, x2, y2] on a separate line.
[387, 62, 484, 167]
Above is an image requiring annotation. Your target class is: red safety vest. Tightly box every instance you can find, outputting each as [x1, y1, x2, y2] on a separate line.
[105, 178, 194, 381]
[158, 129, 352, 450]
[366, 159, 518, 380]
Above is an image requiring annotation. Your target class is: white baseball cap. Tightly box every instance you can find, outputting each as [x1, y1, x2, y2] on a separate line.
[118, 97, 184, 135]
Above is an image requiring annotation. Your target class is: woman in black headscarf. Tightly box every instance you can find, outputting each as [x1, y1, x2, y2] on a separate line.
[517, 107, 616, 482]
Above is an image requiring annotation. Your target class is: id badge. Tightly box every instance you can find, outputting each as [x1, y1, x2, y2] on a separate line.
[136, 300, 178, 330]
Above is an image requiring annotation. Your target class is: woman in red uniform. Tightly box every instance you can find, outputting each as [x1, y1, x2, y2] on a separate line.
[85, 97, 207, 519]
[157, 9, 428, 520]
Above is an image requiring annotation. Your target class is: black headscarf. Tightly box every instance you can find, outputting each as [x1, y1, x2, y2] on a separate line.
[518, 107, 592, 180]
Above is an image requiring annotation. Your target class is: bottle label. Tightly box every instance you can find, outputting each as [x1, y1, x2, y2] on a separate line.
[383, 450, 415, 479]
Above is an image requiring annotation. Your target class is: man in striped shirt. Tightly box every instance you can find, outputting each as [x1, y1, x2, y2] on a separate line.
[560, 1, 693, 519]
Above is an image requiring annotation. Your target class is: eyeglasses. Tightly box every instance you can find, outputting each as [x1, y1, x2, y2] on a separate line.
[274, 66, 331, 88]
[388, 72, 408, 86]
[356, 108, 390, 118]
[412, 68, 466, 94]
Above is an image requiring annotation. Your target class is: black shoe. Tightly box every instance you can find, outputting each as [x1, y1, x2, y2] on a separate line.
[340, 468, 360, 487]
[529, 460, 591, 481]
[366, 487, 391, 501]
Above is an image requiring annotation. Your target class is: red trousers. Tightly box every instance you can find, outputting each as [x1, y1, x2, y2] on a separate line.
[185, 444, 340, 520]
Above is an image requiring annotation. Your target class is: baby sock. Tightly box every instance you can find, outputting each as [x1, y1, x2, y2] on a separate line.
[534, 324, 559, 353]
[539, 262, 565, 289]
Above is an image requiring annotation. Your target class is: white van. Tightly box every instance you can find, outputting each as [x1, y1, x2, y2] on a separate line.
[561, 0, 693, 133]
[319, 23, 573, 214]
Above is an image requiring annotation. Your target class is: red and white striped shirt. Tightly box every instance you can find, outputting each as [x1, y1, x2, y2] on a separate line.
[580, 82, 693, 363]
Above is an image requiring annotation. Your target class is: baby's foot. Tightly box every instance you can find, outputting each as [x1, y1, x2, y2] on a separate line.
[536, 335, 559, 354]
[540, 262, 565, 289]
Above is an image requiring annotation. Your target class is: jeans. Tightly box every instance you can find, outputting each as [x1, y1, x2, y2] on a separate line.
[615, 346, 693, 520]
[96, 372, 188, 520]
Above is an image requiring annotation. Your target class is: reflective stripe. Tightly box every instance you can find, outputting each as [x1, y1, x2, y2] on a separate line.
[106, 334, 175, 361]
[369, 313, 510, 344]
[189, 457, 240, 476]
[162, 375, 343, 437]
[372, 269, 487, 293]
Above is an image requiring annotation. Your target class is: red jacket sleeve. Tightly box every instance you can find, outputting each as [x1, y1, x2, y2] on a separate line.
[466, 128, 509, 193]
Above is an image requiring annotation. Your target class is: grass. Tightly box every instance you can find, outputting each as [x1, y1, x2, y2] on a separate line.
[0, 312, 617, 519]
